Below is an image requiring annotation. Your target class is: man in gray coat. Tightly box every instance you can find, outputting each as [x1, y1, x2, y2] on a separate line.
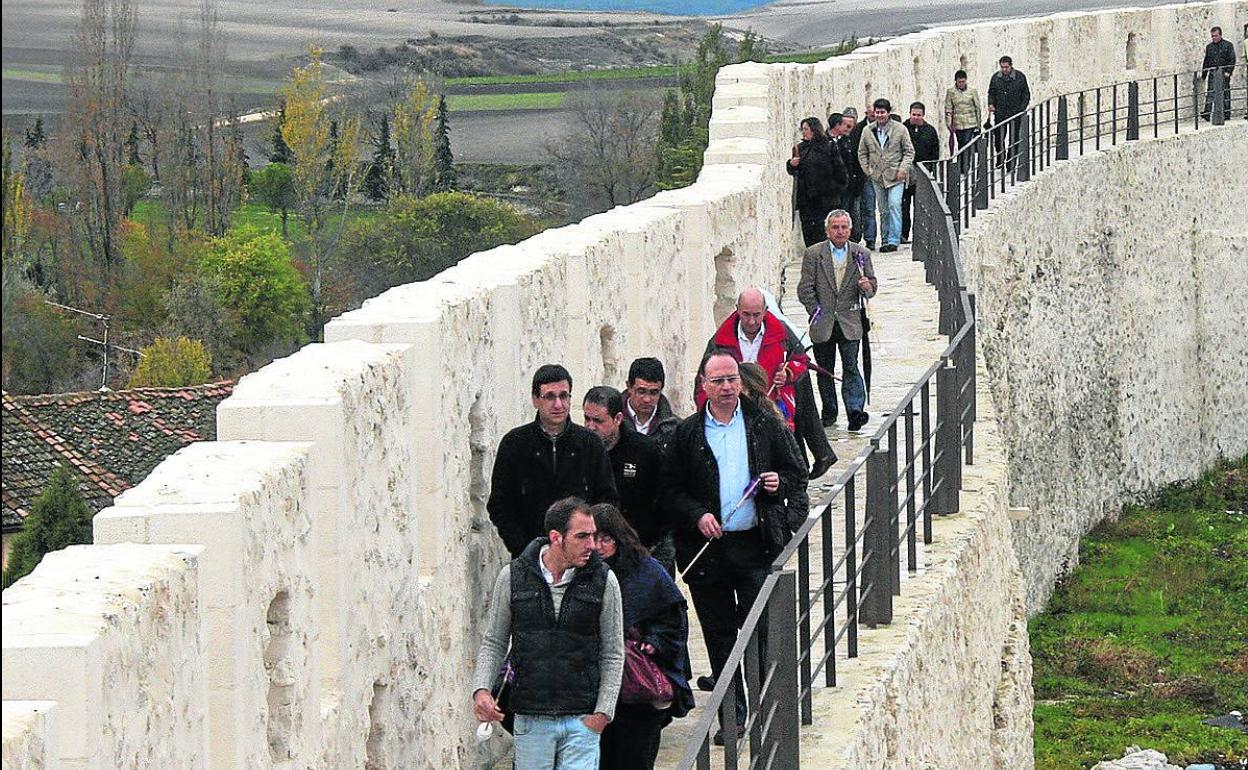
[856, 98, 914, 253]
[797, 210, 879, 431]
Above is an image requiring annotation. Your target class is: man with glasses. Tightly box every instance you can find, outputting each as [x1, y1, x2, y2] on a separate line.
[488, 364, 619, 557]
[622, 357, 681, 451]
[664, 351, 808, 744]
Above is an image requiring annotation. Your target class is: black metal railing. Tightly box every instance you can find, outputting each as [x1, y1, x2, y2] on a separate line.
[930, 65, 1247, 234]
[674, 63, 1243, 769]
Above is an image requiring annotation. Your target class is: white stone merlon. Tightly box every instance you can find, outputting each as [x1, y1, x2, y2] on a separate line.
[2, 702, 58, 770]
[1, 545, 205, 770]
[93, 441, 318, 770]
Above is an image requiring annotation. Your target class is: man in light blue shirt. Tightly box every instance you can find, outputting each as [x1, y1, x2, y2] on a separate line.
[705, 401, 757, 531]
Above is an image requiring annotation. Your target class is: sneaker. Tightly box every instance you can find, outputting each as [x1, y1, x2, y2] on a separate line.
[865, 240, 876, 250]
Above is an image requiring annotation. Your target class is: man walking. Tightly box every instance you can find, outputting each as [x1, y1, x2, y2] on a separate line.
[1201, 26, 1236, 122]
[488, 364, 618, 557]
[842, 107, 876, 248]
[987, 56, 1030, 171]
[582, 386, 672, 575]
[623, 357, 681, 450]
[944, 69, 983, 151]
[701, 287, 835, 480]
[473, 497, 625, 769]
[857, 98, 914, 254]
[664, 351, 808, 743]
[901, 102, 940, 243]
[797, 210, 878, 432]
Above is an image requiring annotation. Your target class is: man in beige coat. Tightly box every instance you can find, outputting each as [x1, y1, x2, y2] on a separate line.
[857, 98, 914, 253]
[797, 210, 878, 431]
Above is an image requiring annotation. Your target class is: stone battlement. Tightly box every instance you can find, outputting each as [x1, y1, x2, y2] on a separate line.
[3, 2, 1245, 767]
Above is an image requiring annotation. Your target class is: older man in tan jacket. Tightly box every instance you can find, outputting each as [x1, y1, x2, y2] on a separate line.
[856, 98, 914, 253]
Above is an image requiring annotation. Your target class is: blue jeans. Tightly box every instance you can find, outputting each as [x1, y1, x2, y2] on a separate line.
[872, 181, 904, 247]
[513, 714, 601, 770]
[856, 181, 877, 243]
[813, 327, 865, 417]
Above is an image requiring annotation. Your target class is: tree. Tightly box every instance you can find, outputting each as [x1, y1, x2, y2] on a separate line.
[24, 118, 47, 150]
[433, 94, 455, 192]
[2, 466, 94, 589]
[270, 101, 292, 164]
[545, 89, 659, 217]
[390, 76, 439, 197]
[280, 48, 362, 334]
[63, 0, 137, 277]
[125, 121, 142, 166]
[251, 162, 297, 238]
[340, 191, 539, 301]
[364, 113, 395, 201]
[198, 226, 310, 355]
[127, 336, 212, 387]
[121, 163, 150, 216]
[2, 138, 34, 261]
[163, 270, 241, 374]
[1, 270, 88, 394]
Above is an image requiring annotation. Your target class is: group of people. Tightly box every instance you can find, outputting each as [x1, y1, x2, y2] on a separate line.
[789, 55, 1032, 255]
[472, 225, 878, 768]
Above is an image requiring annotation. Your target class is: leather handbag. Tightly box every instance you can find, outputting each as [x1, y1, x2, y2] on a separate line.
[619, 638, 674, 705]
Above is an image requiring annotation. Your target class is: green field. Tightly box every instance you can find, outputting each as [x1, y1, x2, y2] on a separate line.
[446, 92, 568, 112]
[1030, 458, 1248, 769]
[445, 65, 681, 87]
[130, 200, 377, 242]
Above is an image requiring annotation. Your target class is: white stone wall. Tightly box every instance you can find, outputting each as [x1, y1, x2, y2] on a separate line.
[960, 122, 1248, 612]
[4, 2, 1245, 767]
[2, 703, 57, 770]
[1, 545, 205, 770]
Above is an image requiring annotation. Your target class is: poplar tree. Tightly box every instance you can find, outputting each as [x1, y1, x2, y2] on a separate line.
[433, 94, 455, 192]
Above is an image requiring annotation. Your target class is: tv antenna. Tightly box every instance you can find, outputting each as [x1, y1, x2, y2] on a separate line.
[42, 300, 144, 392]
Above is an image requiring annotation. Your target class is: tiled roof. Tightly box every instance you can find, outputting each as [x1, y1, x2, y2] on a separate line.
[2, 382, 233, 529]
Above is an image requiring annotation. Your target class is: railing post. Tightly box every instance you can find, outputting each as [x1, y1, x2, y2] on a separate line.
[963, 294, 977, 466]
[946, 157, 961, 238]
[1211, 66, 1226, 126]
[1126, 81, 1140, 140]
[1055, 95, 1069, 161]
[1192, 72, 1202, 130]
[861, 447, 894, 625]
[768, 571, 801, 769]
[931, 364, 962, 514]
[974, 137, 989, 210]
[1015, 114, 1030, 183]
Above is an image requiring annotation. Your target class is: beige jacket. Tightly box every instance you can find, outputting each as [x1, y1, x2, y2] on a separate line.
[944, 86, 983, 131]
[797, 240, 878, 343]
[856, 119, 915, 189]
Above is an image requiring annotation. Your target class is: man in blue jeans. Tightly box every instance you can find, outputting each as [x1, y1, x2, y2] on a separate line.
[473, 497, 625, 769]
[857, 98, 915, 253]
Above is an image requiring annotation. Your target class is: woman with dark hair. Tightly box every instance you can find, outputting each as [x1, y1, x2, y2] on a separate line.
[786, 116, 847, 246]
[590, 504, 694, 770]
[739, 361, 791, 430]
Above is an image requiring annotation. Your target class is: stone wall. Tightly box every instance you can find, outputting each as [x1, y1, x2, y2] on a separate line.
[3, 2, 1245, 767]
[960, 122, 1248, 612]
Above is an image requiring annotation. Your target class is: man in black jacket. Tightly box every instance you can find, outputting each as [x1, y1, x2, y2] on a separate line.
[582, 385, 672, 574]
[488, 364, 618, 557]
[663, 351, 808, 741]
[988, 56, 1030, 172]
[622, 357, 681, 451]
[1201, 26, 1237, 121]
[838, 108, 875, 246]
[901, 102, 941, 243]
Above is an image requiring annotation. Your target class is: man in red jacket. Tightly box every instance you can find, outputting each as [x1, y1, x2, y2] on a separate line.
[697, 288, 833, 480]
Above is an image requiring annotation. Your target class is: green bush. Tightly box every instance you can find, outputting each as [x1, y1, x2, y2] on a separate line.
[127, 336, 213, 388]
[198, 227, 310, 355]
[2, 466, 94, 588]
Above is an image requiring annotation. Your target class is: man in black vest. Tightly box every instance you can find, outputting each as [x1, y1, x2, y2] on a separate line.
[582, 385, 672, 575]
[488, 364, 619, 557]
[473, 497, 625, 769]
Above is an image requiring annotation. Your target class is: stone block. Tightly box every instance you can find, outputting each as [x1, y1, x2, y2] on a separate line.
[2, 702, 58, 770]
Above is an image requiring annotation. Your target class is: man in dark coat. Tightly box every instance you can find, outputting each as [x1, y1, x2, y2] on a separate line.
[786, 116, 847, 247]
[901, 102, 941, 243]
[1201, 26, 1237, 121]
[582, 386, 673, 575]
[840, 108, 876, 246]
[487, 364, 618, 557]
[663, 351, 808, 741]
[987, 55, 1031, 171]
[622, 357, 681, 452]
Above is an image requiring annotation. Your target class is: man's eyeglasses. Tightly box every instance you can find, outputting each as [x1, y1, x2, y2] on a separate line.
[632, 387, 662, 397]
[706, 375, 740, 387]
[539, 392, 572, 403]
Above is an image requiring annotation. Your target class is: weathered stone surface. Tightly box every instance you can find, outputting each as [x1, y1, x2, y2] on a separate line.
[960, 123, 1248, 612]
[2, 702, 57, 770]
[1091, 747, 1183, 770]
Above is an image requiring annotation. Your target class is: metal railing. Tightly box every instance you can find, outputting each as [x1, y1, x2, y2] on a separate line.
[673, 63, 1244, 769]
[931, 65, 1247, 235]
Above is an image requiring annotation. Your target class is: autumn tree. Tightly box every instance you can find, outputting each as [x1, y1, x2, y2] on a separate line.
[280, 48, 362, 334]
[390, 76, 439, 196]
[2, 137, 34, 262]
[63, 0, 137, 277]
[251, 162, 296, 238]
[2, 467, 95, 589]
[128, 336, 212, 387]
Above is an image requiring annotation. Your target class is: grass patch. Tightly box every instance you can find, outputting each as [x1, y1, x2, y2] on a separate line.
[130, 200, 377, 243]
[3, 68, 64, 84]
[445, 91, 568, 112]
[1031, 456, 1248, 769]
